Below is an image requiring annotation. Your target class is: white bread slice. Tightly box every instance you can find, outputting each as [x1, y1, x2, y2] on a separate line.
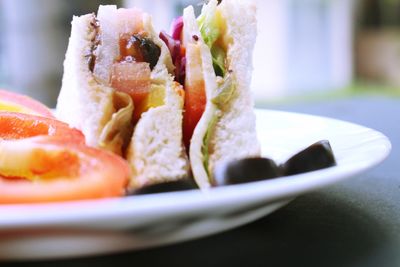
[207, 0, 261, 175]
[126, 79, 188, 189]
[56, 14, 133, 155]
[92, 5, 119, 84]
[126, 14, 188, 189]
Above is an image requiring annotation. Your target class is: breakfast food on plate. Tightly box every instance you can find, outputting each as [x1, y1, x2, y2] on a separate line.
[160, 0, 260, 189]
[56, 5, 189, 189]
[56, 0, 261, 190]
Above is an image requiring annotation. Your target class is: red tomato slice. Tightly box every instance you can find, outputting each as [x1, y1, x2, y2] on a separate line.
[0, 89, 54, 118]
[110, 62, 151, 106]
[0, 112, 84, 143]
[183, 43, 206, 150]
[0, 136, 130, 203]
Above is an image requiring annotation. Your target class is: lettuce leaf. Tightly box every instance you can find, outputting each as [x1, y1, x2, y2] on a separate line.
[198, 7, 220, 48]
[211, 46, 226, 77]
[201, 113, 218, 180]
[202, 74, 235, 181]
[211, 73, 235, 108]
[197, 2, 226, 77]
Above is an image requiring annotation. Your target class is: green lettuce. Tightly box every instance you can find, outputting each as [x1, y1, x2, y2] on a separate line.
[198, 7, 220, 47]
[201, 113, 218, 180]
[198, 4, 226, 77]
[211, 46, 226, 77]
[202, 74, 235, 182]
[211, 73, 235, 108]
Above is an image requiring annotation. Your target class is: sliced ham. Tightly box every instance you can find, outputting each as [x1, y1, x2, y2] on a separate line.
[110, 61, 151, 106]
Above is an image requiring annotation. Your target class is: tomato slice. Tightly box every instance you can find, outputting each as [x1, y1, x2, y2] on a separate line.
[0, 112, 128, 203]
[0, 89, 54, 118]
[0, 112, 84, 143]
[183, 43, 206, 150]
[0, 136, 130, 203]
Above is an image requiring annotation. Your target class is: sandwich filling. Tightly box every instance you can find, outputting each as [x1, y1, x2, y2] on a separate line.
[197, 1, 236, 180]
[86, 7, 166, 155]
[160, 0, 235, 186]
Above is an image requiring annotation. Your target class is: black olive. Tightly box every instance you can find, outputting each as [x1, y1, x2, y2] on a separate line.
[120, 34, 161, 70]
[213, 157, 281, 186]
[127, 179, 197, 195]
[138, 37, 161, 70]
[281, 140, 336, 176]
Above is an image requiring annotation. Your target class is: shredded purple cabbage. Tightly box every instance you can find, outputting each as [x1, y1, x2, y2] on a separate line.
[171, 16, 184, 41]
[159, 17, 185, 85]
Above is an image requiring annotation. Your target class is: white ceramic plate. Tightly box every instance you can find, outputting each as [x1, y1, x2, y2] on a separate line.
[0, 109, 391, 260]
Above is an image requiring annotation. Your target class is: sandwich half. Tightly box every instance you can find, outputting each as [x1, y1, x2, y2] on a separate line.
[56, 5, 188, 188]
[161, 0, 260, 189]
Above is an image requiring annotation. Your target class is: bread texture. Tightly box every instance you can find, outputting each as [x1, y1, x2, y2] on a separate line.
[56, 6, 188, 188]
[127, 77, 189, 188]
[208, 0, 260, 173]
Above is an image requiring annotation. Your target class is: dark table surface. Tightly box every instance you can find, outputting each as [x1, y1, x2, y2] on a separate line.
[5, 96, 400, 267]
